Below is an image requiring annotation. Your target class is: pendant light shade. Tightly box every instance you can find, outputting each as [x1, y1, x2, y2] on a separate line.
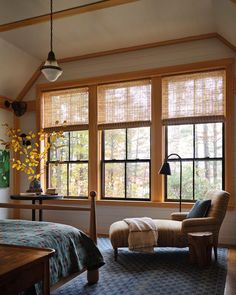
[41, 51, 62, 82]
[41, 0, 62, 82]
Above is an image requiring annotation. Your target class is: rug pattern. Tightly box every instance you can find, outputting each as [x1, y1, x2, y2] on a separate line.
[52, 238, 227, 295]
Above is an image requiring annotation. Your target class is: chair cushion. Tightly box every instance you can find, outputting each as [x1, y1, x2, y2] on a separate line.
[109, 219, 187, 248]
[187, 199, 211, 218]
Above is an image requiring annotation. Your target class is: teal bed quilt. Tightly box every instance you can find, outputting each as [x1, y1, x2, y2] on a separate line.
[0, 219, 104, 294]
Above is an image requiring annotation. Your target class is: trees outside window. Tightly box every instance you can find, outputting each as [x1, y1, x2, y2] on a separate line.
[102, 127, 150, 199]
[48, 130, 88, 197]
[166, 123, 223, 201]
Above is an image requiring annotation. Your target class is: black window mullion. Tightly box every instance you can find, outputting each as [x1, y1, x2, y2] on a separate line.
[164, 126, 168, 201]
[193, 124, 195, 201]
[67, 132, 71, 197]
[222, 123, 225, 190]
[124, 128, 128, 199]
[101, 130, 105, 198]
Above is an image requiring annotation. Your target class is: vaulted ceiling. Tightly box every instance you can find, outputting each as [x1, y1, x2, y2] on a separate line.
[0, 0, 235, 99]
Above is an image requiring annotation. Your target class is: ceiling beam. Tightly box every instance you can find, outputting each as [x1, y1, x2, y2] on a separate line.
[59, 33, 218, 63]
[16, 63, 44, 101]
[0, 0, 138, 33]
[216, 33, 236, 52]
[16, 32, 236, 102]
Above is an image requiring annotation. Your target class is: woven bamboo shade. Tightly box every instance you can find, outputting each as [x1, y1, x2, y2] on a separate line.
[162, 70, 226, 125]
[42, 88, 89, 129]
[98, 80, 151, 129]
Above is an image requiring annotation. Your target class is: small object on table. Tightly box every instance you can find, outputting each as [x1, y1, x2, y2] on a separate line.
[0, 244, 54, 295]
[27, 178, 43, 193]
[188, 232, 213, 268]
[45, 187, 58, 195]
[10, 194, 63, 222]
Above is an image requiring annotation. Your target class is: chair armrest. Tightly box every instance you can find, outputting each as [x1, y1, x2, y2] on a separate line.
[181, 217, 217, 233]
[171, 212, 189, 221]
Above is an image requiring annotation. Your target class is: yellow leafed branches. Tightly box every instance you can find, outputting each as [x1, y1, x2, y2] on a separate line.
[0, 124, 63, 180]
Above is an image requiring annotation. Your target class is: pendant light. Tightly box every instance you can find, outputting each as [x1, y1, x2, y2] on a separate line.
[41, 0, 62, 82]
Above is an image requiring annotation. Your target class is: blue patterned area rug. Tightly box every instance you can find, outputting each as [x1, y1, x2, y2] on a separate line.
[52, 238, 227, 295]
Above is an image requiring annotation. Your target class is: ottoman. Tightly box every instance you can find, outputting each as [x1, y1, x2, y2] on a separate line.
[109, 219, 187, 261]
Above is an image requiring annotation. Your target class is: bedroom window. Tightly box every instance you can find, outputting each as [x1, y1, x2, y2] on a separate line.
[98, 80, 151, 200]
[101, 127, 150, 199]
[165, 123, 224, 201]
[162, 70, 226, 202]
[47, 130, 89, 197]
[42, 88, 89, 198]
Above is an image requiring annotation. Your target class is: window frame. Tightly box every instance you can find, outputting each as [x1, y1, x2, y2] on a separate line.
[37, 58, 234, 207]
[101, 127, 151, 201]
[164, 122, 225, 202]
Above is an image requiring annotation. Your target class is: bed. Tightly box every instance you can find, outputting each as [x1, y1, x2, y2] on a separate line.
[0, 191, 104, 294]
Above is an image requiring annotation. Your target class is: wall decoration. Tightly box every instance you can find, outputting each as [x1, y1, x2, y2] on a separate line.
[0, 149, 10, 187]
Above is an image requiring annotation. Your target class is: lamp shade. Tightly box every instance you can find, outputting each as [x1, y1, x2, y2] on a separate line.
[41, 51, 62, 82]
[159, 162, 171, 175]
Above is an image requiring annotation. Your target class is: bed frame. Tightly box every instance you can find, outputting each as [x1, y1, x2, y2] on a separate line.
[0, 190, 99, 286]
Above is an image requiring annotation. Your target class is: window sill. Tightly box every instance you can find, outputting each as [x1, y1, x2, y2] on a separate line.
[45, 198, 196, 209]
[44, 198, 234, 210]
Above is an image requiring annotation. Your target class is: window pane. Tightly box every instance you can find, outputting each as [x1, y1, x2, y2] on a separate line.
[69, 163, 88, 197]
[104, 163, 125, 198]
[127, 127, 150, 159]
[127, 162, 149, 199]
[167, 125, 193, 158]
[70, 131, 88, 161]
[48, 163, 67, 196]
[167, 161, 193, 200]
[50, 132, 69, 161]
[195, 161, 222, 200]
[104, 129, 126, 160]
[195, 123, 222, 158]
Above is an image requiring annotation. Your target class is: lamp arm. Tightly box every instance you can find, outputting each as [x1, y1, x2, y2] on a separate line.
[166, 153, 182, 212]
[166, 153, 181, 161]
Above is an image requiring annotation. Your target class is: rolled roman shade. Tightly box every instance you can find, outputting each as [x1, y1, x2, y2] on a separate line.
[162, 70, 226, 125]
[97, 80, 151, 129]
[42, 87, 89, 131]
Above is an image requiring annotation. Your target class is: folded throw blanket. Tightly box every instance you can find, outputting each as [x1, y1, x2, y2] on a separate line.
[124, 217, 158, 253]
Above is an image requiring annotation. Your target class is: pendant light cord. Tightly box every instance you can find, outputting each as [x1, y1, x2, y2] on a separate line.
[50, 0, 53, 52]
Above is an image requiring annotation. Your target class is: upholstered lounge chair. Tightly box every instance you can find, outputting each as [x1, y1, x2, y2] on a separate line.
[109, 190, 229, 261]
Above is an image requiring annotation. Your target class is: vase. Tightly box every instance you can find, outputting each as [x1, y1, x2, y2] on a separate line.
[27, 178, 43, 194]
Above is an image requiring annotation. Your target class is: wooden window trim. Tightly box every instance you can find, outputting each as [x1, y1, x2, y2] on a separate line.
[36, 58, 234, 207]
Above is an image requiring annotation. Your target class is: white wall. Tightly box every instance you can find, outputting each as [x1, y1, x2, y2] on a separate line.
[20, 38, 236, 245]
[0, 108, 13, 218]
[0, 37, 40, 99]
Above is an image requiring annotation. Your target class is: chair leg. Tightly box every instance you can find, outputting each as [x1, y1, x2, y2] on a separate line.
[214, 246, 217, 261]
[114, 248, 118, 261]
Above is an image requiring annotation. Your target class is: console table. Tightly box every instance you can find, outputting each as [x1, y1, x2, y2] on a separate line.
[0, 244, 54, 295]
[10, 195, 63, 221]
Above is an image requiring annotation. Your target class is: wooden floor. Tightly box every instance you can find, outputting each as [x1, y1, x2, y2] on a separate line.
[224, 248, 236, 295]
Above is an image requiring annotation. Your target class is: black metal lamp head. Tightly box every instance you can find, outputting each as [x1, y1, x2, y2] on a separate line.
[159, 161, 171, 175]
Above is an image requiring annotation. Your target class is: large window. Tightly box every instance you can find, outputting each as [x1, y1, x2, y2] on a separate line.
[166, 123, 224, 201]
[98, 80, 151, 200]
[42, 88, 89, 198]
[40, 62, 232, 203]
[101, 127, 150, 199]
[162, 70, 226, 201]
